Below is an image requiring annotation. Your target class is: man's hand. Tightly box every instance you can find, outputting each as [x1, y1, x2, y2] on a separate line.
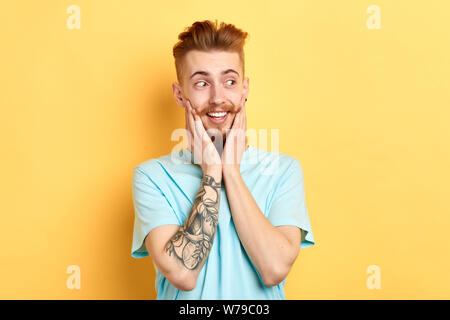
[222, 94, 248, 177]
[184, 99, 222, 176]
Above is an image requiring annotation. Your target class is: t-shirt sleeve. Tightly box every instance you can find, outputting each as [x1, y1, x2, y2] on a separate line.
[267, 159, 315, 249]
[131, 166, 180, 258]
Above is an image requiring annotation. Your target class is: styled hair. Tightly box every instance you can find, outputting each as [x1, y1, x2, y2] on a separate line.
[173, 20, 249, 84]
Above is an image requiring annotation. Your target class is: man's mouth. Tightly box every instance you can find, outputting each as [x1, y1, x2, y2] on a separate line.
[206, 111, 229, 124]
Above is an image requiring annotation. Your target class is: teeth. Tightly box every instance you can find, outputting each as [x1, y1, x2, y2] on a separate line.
[207, 111, 227, 118]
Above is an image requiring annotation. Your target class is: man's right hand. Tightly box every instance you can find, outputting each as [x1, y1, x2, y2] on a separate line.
[184, 99, 222, 177]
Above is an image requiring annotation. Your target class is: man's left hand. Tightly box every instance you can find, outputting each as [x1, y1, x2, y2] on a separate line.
[222, 94, 247, 176]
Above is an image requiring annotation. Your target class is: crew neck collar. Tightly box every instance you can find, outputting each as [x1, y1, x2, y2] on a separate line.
[176, 145, 256, 165]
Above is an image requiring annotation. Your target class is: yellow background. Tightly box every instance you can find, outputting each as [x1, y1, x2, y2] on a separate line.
[1, 0, 449, 299]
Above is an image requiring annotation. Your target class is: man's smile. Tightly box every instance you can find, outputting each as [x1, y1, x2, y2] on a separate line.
[206, 111, 230, 124]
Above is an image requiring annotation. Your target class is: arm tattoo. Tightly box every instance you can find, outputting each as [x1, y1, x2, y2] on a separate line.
[165, 174, 221, 270]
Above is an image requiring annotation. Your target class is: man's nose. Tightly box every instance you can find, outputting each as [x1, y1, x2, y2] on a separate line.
[209, 84, 226, 106]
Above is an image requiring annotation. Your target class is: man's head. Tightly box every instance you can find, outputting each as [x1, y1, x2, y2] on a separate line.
[172, 20, 249, 140]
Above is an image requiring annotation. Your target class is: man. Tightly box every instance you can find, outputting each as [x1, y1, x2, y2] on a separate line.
[131, 20, 315, 299]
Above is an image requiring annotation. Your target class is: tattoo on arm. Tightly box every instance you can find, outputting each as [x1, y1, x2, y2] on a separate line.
[165, 174, 221, 270]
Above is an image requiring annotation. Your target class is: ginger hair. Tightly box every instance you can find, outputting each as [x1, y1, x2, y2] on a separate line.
[173, 20, 249, 84]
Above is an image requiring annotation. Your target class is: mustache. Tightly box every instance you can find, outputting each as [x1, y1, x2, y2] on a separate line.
[202, 105, 239, 114]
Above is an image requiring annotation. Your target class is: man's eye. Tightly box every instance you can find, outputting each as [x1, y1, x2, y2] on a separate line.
[195, 81, 207, 87]
[226, 79, 236, 86]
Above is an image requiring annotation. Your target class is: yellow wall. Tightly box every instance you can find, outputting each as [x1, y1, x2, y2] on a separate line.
[1, 0, 449, 299]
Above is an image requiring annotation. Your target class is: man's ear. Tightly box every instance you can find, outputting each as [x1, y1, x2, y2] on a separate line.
[172, 82, 186, 108]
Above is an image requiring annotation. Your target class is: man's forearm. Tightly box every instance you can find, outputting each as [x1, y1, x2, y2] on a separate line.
[223, 169, 294, 286]
[164, 170, 222, 281]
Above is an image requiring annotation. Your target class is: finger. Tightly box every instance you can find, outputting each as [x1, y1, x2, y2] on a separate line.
[233, 95, 245, 127]
[235, 99, 246, 147]
[230, 109, 240, 131]
[243, 101, 247, 131]
[190, 103, 204, 133]
[184, 101, 189, 139]
[236, 94, 245, 113]
[237, 104, 244, 129]
[241, 95, 247, 120]
[185, 108, 194, 152]
[188, 104, 204, 153]
[184, 101, 188, 130]
[190, 101, 201, 122]
[185, 100, 196, 148]
[239, 95, 247, 132]
[185, 99, 193, 131]
[190, 103, 210, 144]
[191, 106, 203, 131]
[186, 100, 201, 136]
[186, 100, 194, 133]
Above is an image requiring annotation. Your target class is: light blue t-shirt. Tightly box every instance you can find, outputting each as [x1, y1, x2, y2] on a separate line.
[131, 146, 315, 299]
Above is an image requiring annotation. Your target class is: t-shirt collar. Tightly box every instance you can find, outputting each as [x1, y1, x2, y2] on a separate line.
[176, 145, 255, 165]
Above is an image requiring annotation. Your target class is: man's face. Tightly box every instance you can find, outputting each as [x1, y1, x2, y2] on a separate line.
[173, 50, 249, 140]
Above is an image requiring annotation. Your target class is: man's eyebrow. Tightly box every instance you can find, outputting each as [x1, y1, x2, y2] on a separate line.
[189, 69, 240, 79]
